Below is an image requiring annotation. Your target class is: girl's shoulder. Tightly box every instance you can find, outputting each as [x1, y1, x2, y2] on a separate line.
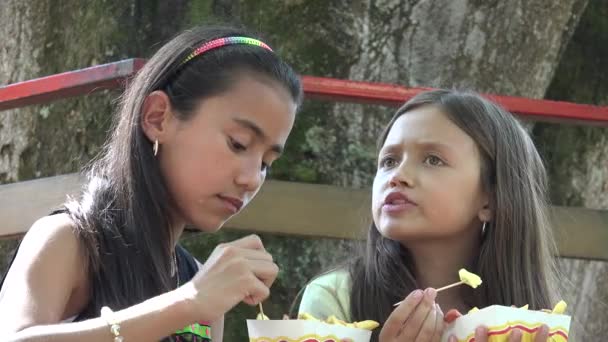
[5, 213, 86, 287]
[307, 269, 350, 292]
[0, 213, 89, 329]
[14, 213, 81, 265]
[299, 269, 352, 322]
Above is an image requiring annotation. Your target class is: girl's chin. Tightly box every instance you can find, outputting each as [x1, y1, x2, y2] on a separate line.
[186, 217, 226, 233]
[377, 225, 428, 242]
[377, 226, 408, 240]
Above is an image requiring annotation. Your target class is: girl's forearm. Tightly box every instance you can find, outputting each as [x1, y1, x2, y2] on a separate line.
[7, 289, 196, 342]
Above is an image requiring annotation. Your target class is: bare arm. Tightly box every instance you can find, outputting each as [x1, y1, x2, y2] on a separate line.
[210, 315, 224, 341]
[6, 290, 195, 342]
[0, 215, 197, 341]
[1, 218, 274, 342]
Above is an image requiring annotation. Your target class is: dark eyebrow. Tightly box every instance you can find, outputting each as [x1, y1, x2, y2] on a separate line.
[379, 141, 454, 155]
[418, 141, 455, 155]
[379, 144, 402, 156]
[233, 118, 283, 154]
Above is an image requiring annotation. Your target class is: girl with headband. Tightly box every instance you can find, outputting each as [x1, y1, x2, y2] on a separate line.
[0, 25, 303, 341]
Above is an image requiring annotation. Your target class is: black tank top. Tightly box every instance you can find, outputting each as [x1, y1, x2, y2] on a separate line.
[160, 244, 212, 342]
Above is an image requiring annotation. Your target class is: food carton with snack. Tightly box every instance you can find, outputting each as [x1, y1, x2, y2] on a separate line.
[247, 312, 379, 342]
[441, 301, 571, 342]
[437, 269, 570, 341]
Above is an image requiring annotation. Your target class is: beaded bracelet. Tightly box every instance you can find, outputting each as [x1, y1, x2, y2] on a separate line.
[100, 306, 124, 342]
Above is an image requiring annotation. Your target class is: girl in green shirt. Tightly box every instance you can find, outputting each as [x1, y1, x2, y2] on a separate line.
[300, 90, 559, 342]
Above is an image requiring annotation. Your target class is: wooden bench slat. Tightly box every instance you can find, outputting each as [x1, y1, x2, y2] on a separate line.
[1, 175, 606, 260]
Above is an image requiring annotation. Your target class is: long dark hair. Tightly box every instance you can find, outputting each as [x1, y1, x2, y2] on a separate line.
[349, 90, 559, 341]
[63, 25, 302, 319]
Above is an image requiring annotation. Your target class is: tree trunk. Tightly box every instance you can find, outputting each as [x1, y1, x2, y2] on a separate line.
[266, 0, 588, 187]
[535, 0, 608, 337]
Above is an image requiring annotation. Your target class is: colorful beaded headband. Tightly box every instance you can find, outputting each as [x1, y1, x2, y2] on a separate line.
[180, 36, 273, 67]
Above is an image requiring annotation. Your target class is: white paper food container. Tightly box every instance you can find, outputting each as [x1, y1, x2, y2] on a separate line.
[441, 305, 571, 342]
[247, 319, 373, 342]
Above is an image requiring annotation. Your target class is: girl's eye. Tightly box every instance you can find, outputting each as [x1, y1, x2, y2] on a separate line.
[229, 137, 247, 152]
[379, 156, 398, 168]
[423, 155, 445, 166]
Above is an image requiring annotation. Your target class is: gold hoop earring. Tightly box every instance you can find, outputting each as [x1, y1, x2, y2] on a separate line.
[153, 140, 159, 157]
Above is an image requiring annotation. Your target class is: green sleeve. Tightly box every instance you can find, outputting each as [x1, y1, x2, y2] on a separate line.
[297, 270, 352, 322]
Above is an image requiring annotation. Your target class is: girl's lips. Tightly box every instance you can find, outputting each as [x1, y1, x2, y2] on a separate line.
[217, 195, 244, 214]
[382, 191, 417, 213]
[382, 201, 417, 213]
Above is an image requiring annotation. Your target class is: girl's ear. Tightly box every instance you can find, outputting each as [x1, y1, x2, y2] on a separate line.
[141, 90, 176, 143]
[478, 191, 493, 222]
[478, 205, 493, 223]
